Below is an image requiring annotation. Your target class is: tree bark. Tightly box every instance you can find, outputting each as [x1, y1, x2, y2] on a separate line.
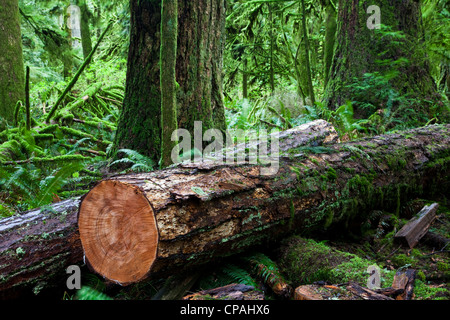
[113, 0, 227, 163]
[324, 0, 440, 118]
[112, 0, 162, 162]
[160, 0, 179, 167]
[0, 198, 83, 299]
[0, 0, 25, 123]
[78, 0, 93, 61]
[176, 0, 227, 143]
[79, 123, 450, 285]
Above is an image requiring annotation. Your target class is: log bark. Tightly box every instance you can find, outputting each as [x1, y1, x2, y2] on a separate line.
[0, 198, 82, 299]
[182, 283, 264, 300]
[78, 123, 450, 285]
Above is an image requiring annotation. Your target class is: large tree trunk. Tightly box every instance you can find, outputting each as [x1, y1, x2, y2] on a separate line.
[79, 123, 450, 285]
[0, 120, 336, 296]
[112, 0, 162, 162]
[0, 0, 25, 123]
[324, 0, 440, 119]
[176, 0, 227, 139]
[112, 0, 227, 164]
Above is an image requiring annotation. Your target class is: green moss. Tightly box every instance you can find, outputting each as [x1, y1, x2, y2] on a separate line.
[326, 167, 337, 181]
[414, 279, 449, 300]
[391, 254, 414, 267]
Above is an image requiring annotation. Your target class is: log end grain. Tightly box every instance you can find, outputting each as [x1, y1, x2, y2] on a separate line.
[78, 180, 159, 285]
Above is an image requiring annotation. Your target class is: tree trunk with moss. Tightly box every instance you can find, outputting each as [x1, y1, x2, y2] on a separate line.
[113, 0, 227, 164]
[176, 0, 227, 146]
[324, 0, 440, 119]
[78, 0, 93, 61]
[160, 0, 179, 167]
[112, 0, 162, 162]
[0, 0, 25, 123]
[322, 0, 337, 88]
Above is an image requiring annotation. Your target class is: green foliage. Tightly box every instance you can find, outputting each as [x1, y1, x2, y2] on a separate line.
[108, 149, 156, 173]
[197, 263, 259, 290]
[0, 160, 91, 214]
[76, 286, 112, 300]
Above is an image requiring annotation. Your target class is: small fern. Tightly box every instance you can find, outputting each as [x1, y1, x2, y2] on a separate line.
[109, 149, 155, 173]
[222, 264, 259, 288]
[76, 286, 112, 300]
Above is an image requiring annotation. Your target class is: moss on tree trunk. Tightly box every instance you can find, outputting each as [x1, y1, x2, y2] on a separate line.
[0, 0, 25, 123]
[160, 0, 179, 167]
[113, 0, 162, 162]
[113, 0, 227, 163]
[324, 0, 440, 119]
[176, 0, 227, 141]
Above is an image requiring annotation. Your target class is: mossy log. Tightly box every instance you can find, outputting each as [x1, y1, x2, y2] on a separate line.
[0, 198, 82, 299]
[78, 123, 450, 285]
[0, 120, 336, 296]
[1, 122, 449, 296]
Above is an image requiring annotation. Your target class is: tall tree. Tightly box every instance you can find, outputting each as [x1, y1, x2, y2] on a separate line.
[0, 0, 25, 123]
[77, 0, 93, 60]
[324, 0, 440, 119]
[113, 0, 227, 164]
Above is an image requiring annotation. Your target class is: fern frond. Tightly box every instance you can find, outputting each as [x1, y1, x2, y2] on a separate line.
[76, 286, 112, 300]
[32, 162, 86, 208]
[222, 264, 258, 288]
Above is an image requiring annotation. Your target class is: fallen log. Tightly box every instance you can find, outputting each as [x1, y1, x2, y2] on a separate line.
[0, 198, 82, 299]
[0, 120, 337, 296]
[1, 122, 449, 296]
[78, 123, 450, 285]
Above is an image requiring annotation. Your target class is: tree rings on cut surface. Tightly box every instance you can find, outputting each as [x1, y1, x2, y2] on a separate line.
[78, 180, 158, 285]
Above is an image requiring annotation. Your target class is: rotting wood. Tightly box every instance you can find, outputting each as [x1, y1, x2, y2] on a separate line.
[78, 123, 450, 285]
[392, 269, 416, 300]
[346, 281, 394, 300]
[293, 285, 324, 300]
[394, 203, 439, 248]
[182, 283, 264, 300]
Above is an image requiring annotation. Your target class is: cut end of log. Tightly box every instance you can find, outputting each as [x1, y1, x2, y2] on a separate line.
[78, 180, 159, 285]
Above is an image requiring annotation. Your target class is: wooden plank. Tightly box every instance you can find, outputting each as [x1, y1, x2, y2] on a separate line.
[395, 203, 439, 248]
